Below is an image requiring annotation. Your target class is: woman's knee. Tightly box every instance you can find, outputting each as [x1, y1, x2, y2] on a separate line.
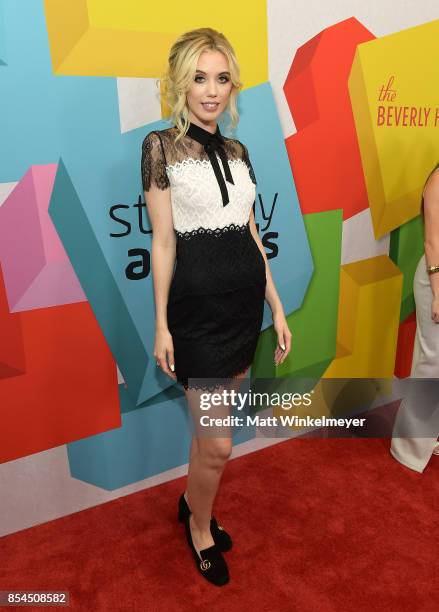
[198, 438, 232, 465]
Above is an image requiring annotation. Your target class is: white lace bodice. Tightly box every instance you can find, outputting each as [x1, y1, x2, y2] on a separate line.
[141, 125, 257, 237]
[167, 156, 256, 236]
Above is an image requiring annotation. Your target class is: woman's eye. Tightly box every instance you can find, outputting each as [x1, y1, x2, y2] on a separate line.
[194, 76, 230, 83]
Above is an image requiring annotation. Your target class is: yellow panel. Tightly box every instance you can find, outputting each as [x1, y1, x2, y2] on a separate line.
[44, 0, 268, 85]
[348, 19, 439, 238]
[52, 29, 173, 76]
[44, 0, 89, 72]
[322, 255, 403, 377]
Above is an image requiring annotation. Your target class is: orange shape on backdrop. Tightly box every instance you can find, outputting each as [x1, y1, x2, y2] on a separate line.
[284, 17, 375, 219]
[0, 265, 120, 464]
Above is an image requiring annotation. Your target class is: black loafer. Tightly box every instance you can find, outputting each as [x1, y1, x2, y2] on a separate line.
[178, 493, 233, 552]
[184, 513, 229, 586]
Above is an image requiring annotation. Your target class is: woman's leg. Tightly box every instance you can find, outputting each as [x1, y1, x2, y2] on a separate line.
[183, 367, 249, 554]
[184, 435, 199, 505]
[391, 255, 439, 471]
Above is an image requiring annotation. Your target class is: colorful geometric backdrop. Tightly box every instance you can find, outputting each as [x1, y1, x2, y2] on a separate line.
[0, 0, 438, 536]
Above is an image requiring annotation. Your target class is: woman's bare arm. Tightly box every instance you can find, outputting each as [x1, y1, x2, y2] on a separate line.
[144, 183, 176, 330]
[249, 208, 292, 363]
[249, 208, 283, 316]
[144, 183, 177, 377]
[423, 169, 439, 298]
[141, 131, 176, 377]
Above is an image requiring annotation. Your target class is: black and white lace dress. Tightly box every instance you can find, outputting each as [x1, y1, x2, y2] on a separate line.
[141, 121, 267, 390]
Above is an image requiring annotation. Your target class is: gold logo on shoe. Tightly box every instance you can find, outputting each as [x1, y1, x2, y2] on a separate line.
[200, 559, 211, 571]
[217, 525, 224, 530]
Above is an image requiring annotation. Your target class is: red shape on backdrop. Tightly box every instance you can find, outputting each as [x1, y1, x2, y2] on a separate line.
[284, 17, 375, 219]
[0, 263, 25, 379]
[394, 311, 416, 378]
[0, 264, 120, 464]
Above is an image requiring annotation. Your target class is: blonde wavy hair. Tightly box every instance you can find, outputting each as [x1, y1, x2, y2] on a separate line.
[156, 28, 243, 142]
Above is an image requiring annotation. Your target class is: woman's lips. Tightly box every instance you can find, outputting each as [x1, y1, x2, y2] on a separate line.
[202, 103, 219, 112]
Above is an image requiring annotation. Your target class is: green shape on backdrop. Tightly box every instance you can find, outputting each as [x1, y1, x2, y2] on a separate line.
[252, 209, 342, 381]
[389, 214, 424, 322]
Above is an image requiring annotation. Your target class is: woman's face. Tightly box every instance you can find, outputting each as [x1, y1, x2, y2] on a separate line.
[186, 50, 233, 130]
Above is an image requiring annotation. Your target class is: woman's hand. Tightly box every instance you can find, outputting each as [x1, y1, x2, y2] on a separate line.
[154, 326, 177, 381]
[431, 297, 439, 323]
[273, 310, 292, 365]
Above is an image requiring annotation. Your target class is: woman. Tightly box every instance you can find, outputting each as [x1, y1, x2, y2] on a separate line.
[141, 28, 292, 586]
[390, 162, 439, 472]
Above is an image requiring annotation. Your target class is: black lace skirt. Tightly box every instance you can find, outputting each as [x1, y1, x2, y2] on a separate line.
[166, 222, 267, 390]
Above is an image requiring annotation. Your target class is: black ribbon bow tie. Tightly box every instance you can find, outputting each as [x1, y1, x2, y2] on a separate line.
[186, 121, 235, 206]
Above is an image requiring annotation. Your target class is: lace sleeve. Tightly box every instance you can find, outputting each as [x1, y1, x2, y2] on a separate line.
[240, 141, 257, 185]
[141, 131, 170, 192]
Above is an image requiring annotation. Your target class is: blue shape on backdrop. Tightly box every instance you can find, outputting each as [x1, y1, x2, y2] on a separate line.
[233, 81, 313, 326]
[0, 1, 6, 65]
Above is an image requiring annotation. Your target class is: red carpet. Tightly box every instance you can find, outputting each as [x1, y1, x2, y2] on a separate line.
[1, 438, 437, 611]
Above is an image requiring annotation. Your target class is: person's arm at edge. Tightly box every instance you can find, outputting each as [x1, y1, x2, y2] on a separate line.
[423, 170, 439, 322]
